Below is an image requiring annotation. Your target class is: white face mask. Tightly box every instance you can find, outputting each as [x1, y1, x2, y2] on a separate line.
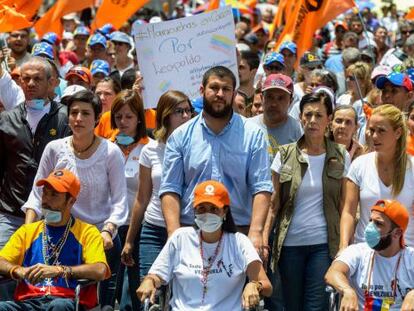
[42, 208, 62, 224]
[195, 213, 223, 233]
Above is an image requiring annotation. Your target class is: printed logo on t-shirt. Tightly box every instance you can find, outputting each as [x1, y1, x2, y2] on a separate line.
[188, 257, 233, 278]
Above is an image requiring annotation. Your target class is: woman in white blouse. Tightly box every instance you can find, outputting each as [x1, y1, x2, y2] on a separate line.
[23, 90, 128, 309]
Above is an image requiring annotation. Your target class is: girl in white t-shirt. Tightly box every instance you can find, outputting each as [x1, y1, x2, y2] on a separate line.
[340, 104, 414, 250]
[110, 89, 150, 309]
[121, 90, 193, 282]
[137, 180, 272, 311]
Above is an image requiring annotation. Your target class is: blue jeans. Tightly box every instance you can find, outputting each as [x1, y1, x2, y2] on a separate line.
[278, 243, 331, 311]
[0, 213, 24, 302]
[100, 234, 121, 308]
[139, 222, 168, 280]
[0, 296, 75, 311]
[116, 225, 140, 311]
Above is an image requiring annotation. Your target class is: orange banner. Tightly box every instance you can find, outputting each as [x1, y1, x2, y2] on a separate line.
[0, 3, 32, 32]
[34, 0, 93, 37]
[276, 0, 355, 64]
[406, 7, 414, 20]
[92, 0, 150, 31]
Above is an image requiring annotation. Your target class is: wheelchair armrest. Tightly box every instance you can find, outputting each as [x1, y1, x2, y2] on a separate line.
[76, 279, 97, 287]
[326, 285, 336, 293]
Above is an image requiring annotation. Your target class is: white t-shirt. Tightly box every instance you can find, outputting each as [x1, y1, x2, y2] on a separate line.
[336, 243, 414, 310]
[149, 227, 261, 311]
[124, 142, 149, 223]
[271, 150, 350, 246]
[22, 137, 128, 230]
[347, 152, 414, 245]
[139, 139, 166, 228]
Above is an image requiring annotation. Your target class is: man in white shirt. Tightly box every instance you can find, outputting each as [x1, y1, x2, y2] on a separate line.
[325, 200, 414, 310]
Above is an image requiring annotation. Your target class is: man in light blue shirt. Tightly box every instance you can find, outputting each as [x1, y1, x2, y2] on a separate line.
[159, 66, 272, 252]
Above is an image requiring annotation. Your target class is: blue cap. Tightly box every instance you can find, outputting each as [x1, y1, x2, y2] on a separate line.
[406, 68, 414, 84]
[263, 52, 285, 67]
[110, 31, 131, 46]
[97, 23, 115, 39]
[90, 59, 110, 77]
[32, 42, 54, 60]
[74, 26, 90, 37]
[375, 72, 413, 91]
[41, 32, 60, 46]
[87, 33, 107, 48]
[191, 97, 203, 114]
[244, 33, 258, 45]
[279, 41, 297, 54]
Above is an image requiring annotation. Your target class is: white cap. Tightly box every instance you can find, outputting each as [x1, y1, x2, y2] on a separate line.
[62, 85, 87, 99]
[149, 16, 162, 23]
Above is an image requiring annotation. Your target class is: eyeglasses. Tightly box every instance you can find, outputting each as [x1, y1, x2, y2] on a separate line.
[346, 76, 356, 81]
[173, 108, 193, 116]
[402, 30, 414, 35]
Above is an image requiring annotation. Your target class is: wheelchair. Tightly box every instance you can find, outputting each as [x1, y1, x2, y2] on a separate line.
[0, 275, 104, 311]
[326, 285, 342, 311]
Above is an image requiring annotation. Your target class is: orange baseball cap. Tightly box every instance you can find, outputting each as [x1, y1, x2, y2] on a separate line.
[334, 21, 348, 31]
[65, 66, 92, 85]
[37, 169, 81, 198]
[193, 180, 230, 209]
[371, 199, 409, 246]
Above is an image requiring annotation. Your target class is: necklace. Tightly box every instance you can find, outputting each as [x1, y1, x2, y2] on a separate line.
[199, 231, 223, 304]
[71, 136, 96, 155]
[41, 217, 73, 266]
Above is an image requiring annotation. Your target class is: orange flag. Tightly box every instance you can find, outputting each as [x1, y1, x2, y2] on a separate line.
[92, 0, 150, 31]
[276, 0, 356, 64]
[406, 7, 414, 20]
[0, 0, 42, 20]
[0, 3, 32, 32]
[34, 0, 93, 38]
[207, 0, 221, 11]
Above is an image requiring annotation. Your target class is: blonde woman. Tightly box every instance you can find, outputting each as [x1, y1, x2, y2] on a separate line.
[121, 90, 193, 281]
[337, 62, 372, 107]
[339, 104, 414, 252]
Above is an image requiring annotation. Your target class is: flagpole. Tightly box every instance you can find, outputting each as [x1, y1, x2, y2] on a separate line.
[356, 8, 375, 67]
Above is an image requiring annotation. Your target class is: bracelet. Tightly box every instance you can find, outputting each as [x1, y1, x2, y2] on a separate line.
[9, 266, 20, 280]
[101, 229, 113, 238]
[250, 281, 263, 293]
[56, 266, 64, 278]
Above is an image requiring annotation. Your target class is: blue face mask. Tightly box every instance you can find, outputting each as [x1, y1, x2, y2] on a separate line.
[364, 222, 381, 249]
[42, 208, 62, 224]
[26, 99, 46, 110]
[116, 133, 135, 146]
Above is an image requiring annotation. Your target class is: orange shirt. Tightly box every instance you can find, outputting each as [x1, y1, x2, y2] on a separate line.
[407, 135, 414, 156]
[95, 109, 157, 139]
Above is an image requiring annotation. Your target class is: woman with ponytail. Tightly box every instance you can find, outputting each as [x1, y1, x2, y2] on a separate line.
[339, 104, 414, 253]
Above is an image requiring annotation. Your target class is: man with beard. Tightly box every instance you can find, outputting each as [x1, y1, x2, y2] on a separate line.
[159, 66, 272, 254]
[6, 29, 32, 67]
[325, 200, 414, 310]
[0, 170, 110, 310]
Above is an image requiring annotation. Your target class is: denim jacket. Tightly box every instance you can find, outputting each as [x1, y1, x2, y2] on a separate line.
[271, 136, 346, 272]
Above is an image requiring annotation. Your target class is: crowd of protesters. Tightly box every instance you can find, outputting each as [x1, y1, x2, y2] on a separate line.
[0, 0, 414, 310]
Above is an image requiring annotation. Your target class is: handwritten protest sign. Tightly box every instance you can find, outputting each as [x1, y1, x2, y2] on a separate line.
[133, 6, 238, 108]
